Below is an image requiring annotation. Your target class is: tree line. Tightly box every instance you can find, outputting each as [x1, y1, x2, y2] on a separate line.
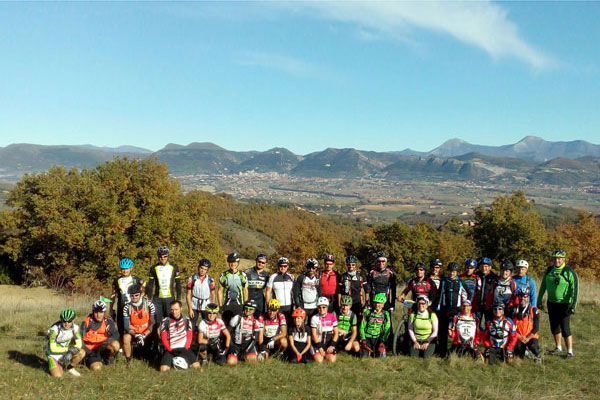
[0, 157, 598, 293]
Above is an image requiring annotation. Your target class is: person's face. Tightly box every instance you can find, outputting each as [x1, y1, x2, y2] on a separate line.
[481, 263, 491, 275]
[324, 261, 334, 271]
[416, 267, 425, 278]
[244, 307, 255, 317]
[466, 266, 475, 276]
[520, 295, 530, 307]
[267, 308, 278, 319]
[501, 269, 511, 279]
[130, 292, 141, 302]
[493, 306, 504, 318]
[318, 305, 328, 317]
[159, 254, 169, 265]
[346, 262, 357, 272]
[295, 316, 304, 327]
[417, 301, 427, 312]
[279, 264, 289, 273]
[517, 266, 527, 277]
[170, 303, 182, 319]
[93, 311, 104, 322]
[121, 267, 132, 277]
[198, 265, 208, 276]
[207, 311, 218, 322]
[341, 304, 351, 314]
[449, 270, 458, 279]
[228, 261, 239, 272]
[553, 257, 564, 267]
[61, 320, 74, 330]
[374, 302, 385, 312]
[307, 265, 316, 277]
[377, 259, 386, 269]
[256, 258, 267, 270]
[461, 304, 472, 315]
[432, 265, 440, 276]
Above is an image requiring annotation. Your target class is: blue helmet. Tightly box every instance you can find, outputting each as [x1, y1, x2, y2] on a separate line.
[119, 257, 134, 269]
[464, 258, 477, 269]
[478, 257, 492, 266]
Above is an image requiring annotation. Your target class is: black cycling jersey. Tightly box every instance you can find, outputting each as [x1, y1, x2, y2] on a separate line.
[244, 267, 270, 312]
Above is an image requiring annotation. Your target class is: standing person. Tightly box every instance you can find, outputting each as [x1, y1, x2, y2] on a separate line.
[360, 293, 391, 358]
[449, 300, 481, 359]
[218, 252, 248, 321]
[146, 246, 182, 332]
[482, 302, 517, 365]
[46, 309, 85, 378]
[459, 258, 482, 310]
[81, 300, 120, 371]
[512, 288, 542, 363]
[110, 257, 144, 336]
[538, 249, 578, 359]
[398, 262, 437, 307]
[368, 252, 397, 311]
[265, 257, 295, 322]
[486, 261, 519, 313]
[407, 295, 438, 358]
[159, 300, 200, 372]
[338, 255, 368, 317]
[428, 258, 443, 290]
[310, 297, 339, 363]
[320, 254, 340, 313]
[436, 262, 468, 357]
[244, 254, 271, 318]
[122, 284, 155, 366]
[335, 296, 360, 355]
[513, 259, 537, 307]
[476, 257, 497, 328]
[292, 258, 322, 320]
[186, 258, 216, 327]
[227, 300, 263, 365]
[258, 299, 288, 359]
[197, 303, 230, 366]
[286, 308, 313, 364]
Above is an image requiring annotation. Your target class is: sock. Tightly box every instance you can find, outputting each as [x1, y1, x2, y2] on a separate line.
[556, 346, 562, 351]
[567, 349, 573, 354]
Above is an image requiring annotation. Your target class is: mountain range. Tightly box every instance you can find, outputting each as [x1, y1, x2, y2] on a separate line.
[1, 137, 599, 186]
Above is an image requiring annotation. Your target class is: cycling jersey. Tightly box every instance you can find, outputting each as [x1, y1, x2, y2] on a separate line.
[310, 313, 338, 344]
[459, 273, 482, 306]
[47, 322, 82, 356]
[408, 310, 438, 342]
[338, 271, 367, 304]
[187, 273, 215, 310]
[112, 275, 144, 309]
[320, 270, 339, 297]
[335, 310, 357, 340]
[512, 275, 537, 307]
[476, 270, 498, 311]
[123, 299, 155, 334]
[259, 312, 286, 339]
[405, 277, 437, 302]
[513, 304, 539, 339]
[147, 263, 181, 299]
[219, 270, 248, 306]
[293, 274, 321, 310]
[483, 316, 517, 349]
[267, 272, 295, 307]
[360, 309, 391, 341]
[368, 268, 397, 309]
[437, 276, 468, 310]
[197, 318, 227, 341]
[539, 264, 578, 306]
[160, 316, 193, 351]
[244, 267, 270, 312]
[428, 274, 441, 290]
[81, 315, 119, 351]
[449, 312, 480, 345]
[486, 277, 518, 310]
[229, 315, 261, 345]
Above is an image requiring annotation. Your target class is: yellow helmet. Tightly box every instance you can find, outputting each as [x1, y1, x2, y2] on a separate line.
[268, 299, 280, 310]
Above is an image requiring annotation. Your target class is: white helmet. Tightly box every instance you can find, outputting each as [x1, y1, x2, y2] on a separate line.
[515, 259, 529, 269]
[172, 356, 188, 370]
[317, 296, 330, 307]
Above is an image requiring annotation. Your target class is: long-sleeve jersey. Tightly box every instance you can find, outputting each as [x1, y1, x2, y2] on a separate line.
[293, 274, 322, 309]
[160, 316, 193, 352]
[538, 264, 578, 308]
[368, 267, 397, 308]
[483, 317, 517, 350]
[360, 309, 391, 341]
[437, 276, 468, 311]
[123, 299, 156, 334]
[449, 312, 480, 346]
[513, 275, 537, 307]
[512, 304, 540, 339]
[338, 271, 368, 304]
[81, 316, 120, 350]
[47, 322, 82, 355]
[408, 310, 438, 343]
[459, 273, 482, 308]
[146, 263, 182, 299]
[486, 277, 518, 310]
[112, 275, 144, 310]
[476, 270, 498, 312]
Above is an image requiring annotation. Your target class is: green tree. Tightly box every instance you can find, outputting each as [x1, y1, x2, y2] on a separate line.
[472, 191, 548, 275]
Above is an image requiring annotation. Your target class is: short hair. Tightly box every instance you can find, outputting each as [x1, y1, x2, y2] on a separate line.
[170, 300, 182, 308]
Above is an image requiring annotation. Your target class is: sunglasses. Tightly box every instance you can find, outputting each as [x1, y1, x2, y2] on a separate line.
[318, 306, 328, 309]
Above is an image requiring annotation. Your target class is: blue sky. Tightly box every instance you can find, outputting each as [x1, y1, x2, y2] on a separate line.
[1, 1, 598, 154]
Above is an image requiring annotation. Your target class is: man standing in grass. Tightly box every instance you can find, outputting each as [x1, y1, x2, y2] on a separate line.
[538, 249, 578, 359]
[110, 257, 144, 337]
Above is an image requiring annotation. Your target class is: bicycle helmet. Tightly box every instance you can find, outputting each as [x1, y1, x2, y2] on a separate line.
[227, 252, 240, 263]
[340, 295, 353, 306]
[205, 303, 220, 313]
[157, 246, 170, 256]
[268, 299, 280, 311]
[92, 300, 107, 312]
[551, 249, 566, 258]
[127, 284, 142, 295]
[462, 299, 472, 306]
[447, 262, 460, 271]
[465, 258, 477, 269]
[256, 253, 268, 262]
[414, 262, 426, 271]
[430, 258, 443, 268]
[324, 254, 335, 263]
[305, 258, 319, 269]
[515, 259, 529, 269]
[500, 260, 514, 271]
[415, 295, 429, 306]
[478, 257, 492, 266]
[516, 288, 531, 298]
[198, 258, 211, 268]
[60, 309, 76, 323]
[243, 300, 257, 310]
[375, 251, 387, 261]
[172, 357, 188, 370]
[119, 257, 134, 269]
[316, 297, 330, 307]
[291, 308, 306, 319]
[492, 301, 505, 310]
[277, 257, 290, 266]
[373, 293, 387, 304]
[345, 255, 358, 264]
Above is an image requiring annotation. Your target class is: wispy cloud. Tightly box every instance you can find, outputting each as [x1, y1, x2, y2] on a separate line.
[285, 1, 556, 70]
[236, 51, 321, 79]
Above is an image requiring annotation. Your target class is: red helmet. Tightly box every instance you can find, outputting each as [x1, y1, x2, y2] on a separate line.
[291, 308, 306, 318]
[324, 254, 335, 263]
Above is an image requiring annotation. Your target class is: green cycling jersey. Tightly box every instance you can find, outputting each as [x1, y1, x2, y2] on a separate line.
[538, 263, 578, 309]
[360, 309, 391, 341]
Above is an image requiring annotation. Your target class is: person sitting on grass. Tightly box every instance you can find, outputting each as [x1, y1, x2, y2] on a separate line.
[81, 300, 120, 371]
[408, 295, 438, 358]
[197, 303, 230, 366]
[512, 288, 542, 363]
[227, 300, 263, 365]
[335, 295, 360, 355]
[310, 296, 339, 363]
[286, 308, 313, 364]
[122, 284, 155, 366]
[482, 302, 517, 365]
[159, 300, 200, 372]
[360, 293, 391, 358]
[258, 299, 288, 359]
[47, 309, 85, 378]
[449, 300, 481, 360]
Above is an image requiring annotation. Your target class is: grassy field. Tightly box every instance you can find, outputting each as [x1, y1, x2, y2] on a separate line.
[1, 283, 599, 399]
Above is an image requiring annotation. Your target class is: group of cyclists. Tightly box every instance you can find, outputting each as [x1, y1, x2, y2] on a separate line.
[46, 246, 579, 376]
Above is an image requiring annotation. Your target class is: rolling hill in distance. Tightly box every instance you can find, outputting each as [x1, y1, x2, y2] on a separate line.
[1, 137, 599, 186]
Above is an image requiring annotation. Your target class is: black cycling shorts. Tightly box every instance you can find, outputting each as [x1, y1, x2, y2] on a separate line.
[228, 341, 258, 360]
[547, 302, 571, 337]
[84, 340, 116, 365]
[160, 348, 197, 367]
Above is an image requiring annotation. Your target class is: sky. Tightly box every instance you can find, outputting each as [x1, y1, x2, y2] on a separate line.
[0, 1, 599, 154]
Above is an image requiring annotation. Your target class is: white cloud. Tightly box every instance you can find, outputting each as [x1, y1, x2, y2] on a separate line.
[286, 1, 556, 70]
[236, 51, 320, 78]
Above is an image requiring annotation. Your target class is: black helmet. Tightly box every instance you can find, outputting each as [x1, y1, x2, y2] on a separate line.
[127, 284, 142, 295]
[324, 254, 335, 263]
[375, 251, 387, 261]
[243, 299, 257, 310]
[447, 262, 460, 271]
[227, 252, 240, 263]
[305, 258, 319, 269]
[198, 258, 211, 268]
[414, 262, 426, 271]
[157, 246, 170, 256]
[430, 258, 443, 268]
[500, 260, 514, 271]
[256, 253, 268, 262]
[492, 301, 505, 310]
[345, 255, 358, 264]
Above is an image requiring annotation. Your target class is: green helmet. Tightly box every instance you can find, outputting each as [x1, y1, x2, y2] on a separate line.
[60, 309, 76, 322]
[340, 295, 353, 306]
[205, 303, 219, 314]
[373, 293, 387, 304]
[552, 249, 566, 258]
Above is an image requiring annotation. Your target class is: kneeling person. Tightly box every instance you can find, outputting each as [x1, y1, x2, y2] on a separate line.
[227, 300, 263, 364]
[512, 289, 542, 363]
[483, 302, 517, 365]
[449, 300, 481, 359]
[259, 299, 288, 359]
[47, 309, 85, 378]
[159, 300, 199, 372]
[82, 300, 120, 371]
[122, 284, 155, 365]
[197, 303, 230, 366]
[335, 295, 360, 354]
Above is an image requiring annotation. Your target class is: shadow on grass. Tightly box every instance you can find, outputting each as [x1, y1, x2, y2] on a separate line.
[8, 350, 46, 370]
